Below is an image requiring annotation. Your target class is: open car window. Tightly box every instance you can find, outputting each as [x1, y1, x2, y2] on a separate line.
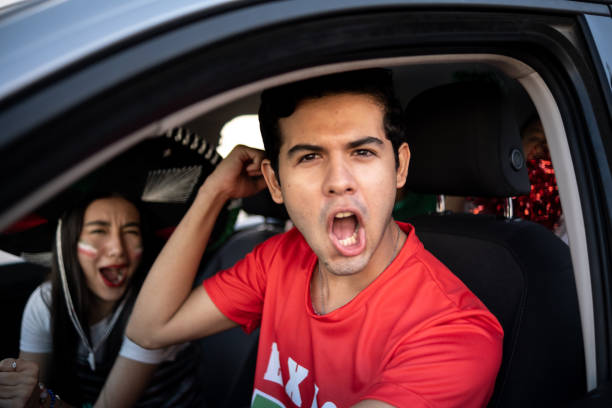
[1, 2, 612, 406]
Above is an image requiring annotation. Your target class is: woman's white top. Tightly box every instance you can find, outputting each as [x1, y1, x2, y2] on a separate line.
[20, 282, 185, 364]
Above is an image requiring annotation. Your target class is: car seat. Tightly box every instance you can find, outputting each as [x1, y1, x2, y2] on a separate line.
[0, 261, 48, 358]
[403, 81, 586, 406]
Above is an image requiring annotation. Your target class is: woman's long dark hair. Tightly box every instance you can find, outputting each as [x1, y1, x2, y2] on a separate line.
[47, 192, 152, 405]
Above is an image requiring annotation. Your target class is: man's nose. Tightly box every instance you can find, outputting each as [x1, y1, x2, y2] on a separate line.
[323, 157, 356, 196]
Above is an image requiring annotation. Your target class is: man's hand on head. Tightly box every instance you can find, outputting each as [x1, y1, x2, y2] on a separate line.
[204, 145, 268, 201]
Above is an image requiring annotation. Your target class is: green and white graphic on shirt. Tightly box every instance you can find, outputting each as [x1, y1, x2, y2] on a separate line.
[252, 389, 286, 408]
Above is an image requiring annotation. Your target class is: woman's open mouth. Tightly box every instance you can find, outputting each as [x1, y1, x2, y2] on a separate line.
[330, 211, 366, 256]
[99, 265, 128, 287]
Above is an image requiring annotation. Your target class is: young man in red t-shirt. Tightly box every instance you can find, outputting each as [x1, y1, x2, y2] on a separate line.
[127, 69, 503, 407]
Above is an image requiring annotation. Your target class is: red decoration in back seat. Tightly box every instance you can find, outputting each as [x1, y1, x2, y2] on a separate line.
[470, 158, 562, 231]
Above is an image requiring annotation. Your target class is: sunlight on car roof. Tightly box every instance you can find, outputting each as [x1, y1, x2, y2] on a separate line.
[218, 114, 264, 158]
[0, 0, 30, 11]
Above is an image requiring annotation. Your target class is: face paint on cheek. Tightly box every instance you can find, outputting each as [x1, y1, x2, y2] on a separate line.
[77, 241, 98, 258]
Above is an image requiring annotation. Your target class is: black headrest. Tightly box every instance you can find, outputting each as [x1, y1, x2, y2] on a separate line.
[242, 189, 289, 220]
[404, 81, 530, 197]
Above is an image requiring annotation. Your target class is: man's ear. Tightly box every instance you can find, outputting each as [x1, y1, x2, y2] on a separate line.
[261, 159, 284, 204]
[396, 142, 411, 189]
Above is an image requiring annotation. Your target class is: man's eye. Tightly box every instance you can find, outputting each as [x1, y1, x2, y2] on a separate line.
[88, 229, 106, 234]
[124, 229, 141, 236]
[354, 149, 374, 157]
[298, 153, 318, 163]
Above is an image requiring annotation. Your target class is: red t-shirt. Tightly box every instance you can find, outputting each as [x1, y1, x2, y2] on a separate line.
[204, 222, 503, 408]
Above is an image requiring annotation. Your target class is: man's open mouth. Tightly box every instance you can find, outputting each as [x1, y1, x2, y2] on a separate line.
[99, 266, 127, 287]
[330, 211, 366, 256]
[333, 211, 359, 245]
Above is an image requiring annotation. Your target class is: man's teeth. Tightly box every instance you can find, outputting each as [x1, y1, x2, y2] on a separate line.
[338, 231, 358, 246]
[334, 212, 359, 246]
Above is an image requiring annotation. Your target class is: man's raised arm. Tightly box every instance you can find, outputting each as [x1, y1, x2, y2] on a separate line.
[126, 145, 268, 349]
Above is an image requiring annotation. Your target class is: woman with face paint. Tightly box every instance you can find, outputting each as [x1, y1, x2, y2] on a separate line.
[0, 193, 200, 408]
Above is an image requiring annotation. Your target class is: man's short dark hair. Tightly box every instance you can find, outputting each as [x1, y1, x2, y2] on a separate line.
[259, 68, 406, 177]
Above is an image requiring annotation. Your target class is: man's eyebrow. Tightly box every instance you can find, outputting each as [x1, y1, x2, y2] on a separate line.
[287, 144, 323, 157]
[347, 136, 384, 149]
[122, 222, 141, 229]
[286, 137, 384, 157]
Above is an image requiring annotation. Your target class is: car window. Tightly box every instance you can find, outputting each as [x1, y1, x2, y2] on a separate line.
[2, 3, 612, 406]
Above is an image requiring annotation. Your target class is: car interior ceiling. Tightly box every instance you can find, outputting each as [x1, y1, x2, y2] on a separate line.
[0, 60, 587, 406]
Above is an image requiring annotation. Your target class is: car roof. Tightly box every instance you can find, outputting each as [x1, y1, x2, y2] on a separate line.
[0, 0, 610, 104]
[0, 0, 240, 101]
